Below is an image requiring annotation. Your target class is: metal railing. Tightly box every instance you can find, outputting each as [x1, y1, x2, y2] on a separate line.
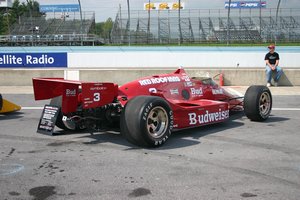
[0, 34, 103, 46]
[1, 11, 98, 46]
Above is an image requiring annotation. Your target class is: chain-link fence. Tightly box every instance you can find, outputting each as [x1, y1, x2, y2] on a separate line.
[111, 8, 300, 44]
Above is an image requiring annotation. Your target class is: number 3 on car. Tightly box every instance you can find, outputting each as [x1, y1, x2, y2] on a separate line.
[94, 93, 100, 102]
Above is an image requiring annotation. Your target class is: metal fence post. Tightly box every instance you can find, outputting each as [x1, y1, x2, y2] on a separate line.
[227, 0, 231, 45]
[178, 0, 182, 45]
[127, 0, 131, 46]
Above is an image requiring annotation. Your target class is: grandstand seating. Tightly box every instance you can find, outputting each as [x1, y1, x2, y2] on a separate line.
[2, 11, 99, 46]
[111, 8, 300, 44]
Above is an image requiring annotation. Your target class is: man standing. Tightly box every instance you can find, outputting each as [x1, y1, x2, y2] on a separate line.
[265, 44, 283, 87]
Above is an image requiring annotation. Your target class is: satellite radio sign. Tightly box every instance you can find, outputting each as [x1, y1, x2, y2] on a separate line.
[0, 53, 67, 68]
[40, 4, 80, 13]
[225, 1, 266, 9]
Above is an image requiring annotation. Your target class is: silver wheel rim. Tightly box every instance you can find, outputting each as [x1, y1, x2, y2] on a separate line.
[259, 92, 271, 117]
[146, 106, 169, 139]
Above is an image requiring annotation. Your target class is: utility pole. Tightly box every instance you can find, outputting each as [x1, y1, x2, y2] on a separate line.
[26, 0, 34, 46]
[259, 0, 262, 37]
[178, 0, 182, 45]
[127, 0, 131, 46]
[226, 0, 231, 45]
[78, 0, 83, 45]
[275, 0, 282, 44]
[119, 4, 123, 44]
[147, 0, 151, 44]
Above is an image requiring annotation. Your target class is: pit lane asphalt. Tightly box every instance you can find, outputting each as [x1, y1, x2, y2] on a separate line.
[1, 94, 300, 200]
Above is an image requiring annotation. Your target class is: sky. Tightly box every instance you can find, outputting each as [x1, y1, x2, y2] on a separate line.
[21, 0, 300, 22]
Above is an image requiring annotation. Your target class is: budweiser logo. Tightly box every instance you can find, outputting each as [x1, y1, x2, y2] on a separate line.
[66, 89, 76, 96]
[188, 109, 229, 125]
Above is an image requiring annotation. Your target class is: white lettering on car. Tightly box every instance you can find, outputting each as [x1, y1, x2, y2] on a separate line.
[188, 109, 229, 125]
[170, 89, 179, 95]
[149, 88, 157, 93]
[190, 88, 203, 96]
[138, 76, 180, 86]
[66, 89, 76, 97]
[212, 88, 223, 95]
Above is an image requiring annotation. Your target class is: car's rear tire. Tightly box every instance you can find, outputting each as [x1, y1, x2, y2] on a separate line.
[120, 96, 173, 147]
[244, 85, 272, 121]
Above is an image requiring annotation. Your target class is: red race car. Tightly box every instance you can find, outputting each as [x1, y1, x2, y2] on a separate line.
[33, 68, 272, 147]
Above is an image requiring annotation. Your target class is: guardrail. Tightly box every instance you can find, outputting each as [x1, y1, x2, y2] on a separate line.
[0, 34, 103, 46]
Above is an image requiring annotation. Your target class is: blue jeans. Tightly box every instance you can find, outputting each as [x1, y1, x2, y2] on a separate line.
[266, 65, 283, 83]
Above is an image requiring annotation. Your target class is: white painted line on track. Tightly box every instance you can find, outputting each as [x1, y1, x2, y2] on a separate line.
[20, 107, 300, 111]
[22, 107, 44, 110]
[272, 108, 300, 111]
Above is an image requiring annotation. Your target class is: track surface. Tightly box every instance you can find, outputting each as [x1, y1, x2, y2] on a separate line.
[1, 94, 300, 200]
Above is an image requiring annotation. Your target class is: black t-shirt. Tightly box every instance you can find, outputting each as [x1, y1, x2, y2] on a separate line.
[265, 52, 280, 65]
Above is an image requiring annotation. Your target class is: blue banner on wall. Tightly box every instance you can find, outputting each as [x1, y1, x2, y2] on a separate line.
[40, 4, 80, 13]
[225, 1, 266, 9]
[0, 53, 67, 68]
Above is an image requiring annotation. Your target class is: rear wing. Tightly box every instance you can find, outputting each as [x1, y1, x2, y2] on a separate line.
[33, 78, 118, 113]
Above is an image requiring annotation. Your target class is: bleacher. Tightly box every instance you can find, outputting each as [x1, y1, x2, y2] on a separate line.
[2, 11, 101, 46]
[111, 8, 300, 44]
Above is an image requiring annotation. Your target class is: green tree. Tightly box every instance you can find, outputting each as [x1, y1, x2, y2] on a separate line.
[0, 0, 41, 35]
[25, 0, 42, 17]
[95, 18, 113, 42]
[0, 14, 5, 34]
[9, 0, 27, 26]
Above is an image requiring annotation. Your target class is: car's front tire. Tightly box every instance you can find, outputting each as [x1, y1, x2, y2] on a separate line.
[244, 85, 272, 121]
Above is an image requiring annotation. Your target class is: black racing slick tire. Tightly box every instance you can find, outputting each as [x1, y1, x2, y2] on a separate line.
[244, 85, 272, 121]
[50, 96, 69, 130]
[120, 96, 173, 148]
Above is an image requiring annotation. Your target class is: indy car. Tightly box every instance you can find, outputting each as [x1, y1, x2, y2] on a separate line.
[33, 68, 272, 147]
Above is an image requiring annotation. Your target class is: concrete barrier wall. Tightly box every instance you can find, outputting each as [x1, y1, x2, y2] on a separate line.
[1, 47, 300, 86]
[0, 69, 64, 86]
[68, 52, 300, 68]
[79, 68, 300, 86]
[1, 68, 299, 86]
[2, 46, 300, 68]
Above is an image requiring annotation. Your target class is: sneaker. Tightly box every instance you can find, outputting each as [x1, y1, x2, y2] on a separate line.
[274, 82, 278, 87]
[267, 83, 271, 87]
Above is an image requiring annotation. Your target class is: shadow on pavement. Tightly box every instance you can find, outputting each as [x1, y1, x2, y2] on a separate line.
[0, 112, 24, 121]
[47, 111, 288, 150]
[73, 111, 246, 150]
[265, 115, 290, 123]
[160, 119, 245, 150]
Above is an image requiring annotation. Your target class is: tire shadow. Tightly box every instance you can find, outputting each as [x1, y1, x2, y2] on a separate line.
[81, 132, 137, 148]
[160, 119, 245, 150]
[48, 111, 287, 150]
[74, 111, 246, 150]
[263, 115, 290, 123]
